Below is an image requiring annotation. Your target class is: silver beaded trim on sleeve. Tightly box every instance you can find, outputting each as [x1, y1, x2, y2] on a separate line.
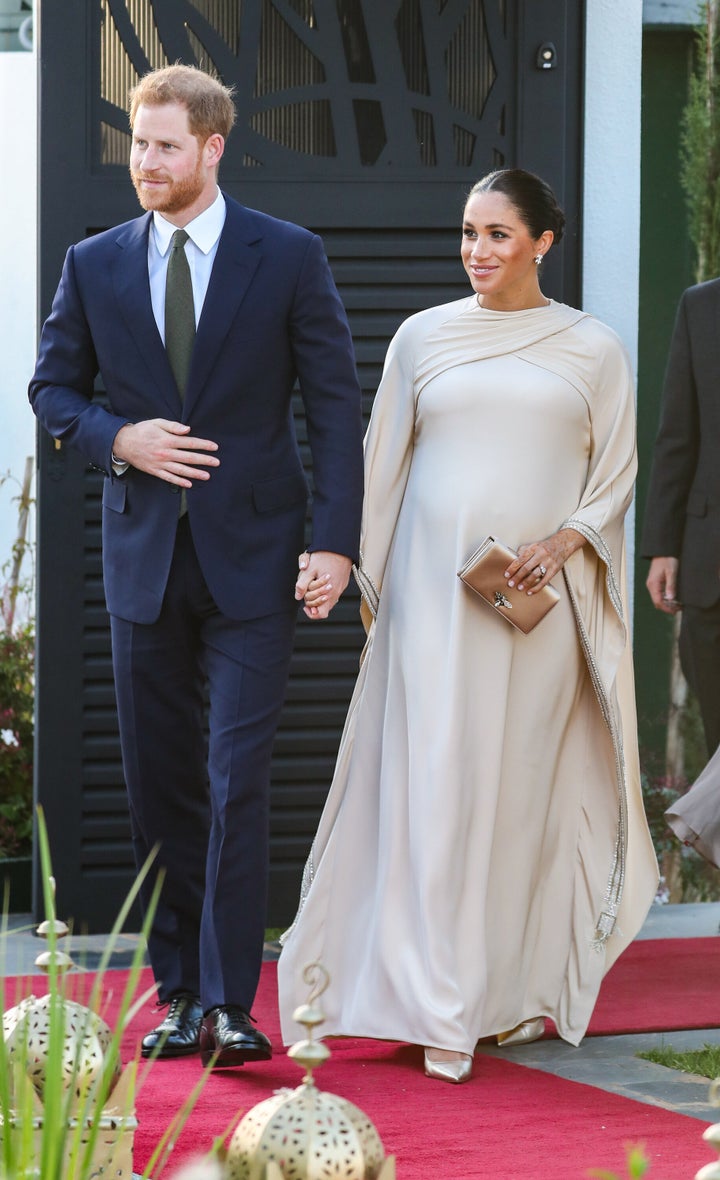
[278, 848, 315, 946]
[563, 517, 624, 624]
[561, 564, 627, 949]
[353, 554, 380, 620]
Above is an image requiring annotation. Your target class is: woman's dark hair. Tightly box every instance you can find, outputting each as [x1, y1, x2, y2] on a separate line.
[467, 169, 565, 244]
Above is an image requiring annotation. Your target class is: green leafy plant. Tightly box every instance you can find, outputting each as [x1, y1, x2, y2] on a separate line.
[681, 0, 720, 284]
[0, 620, 34, 858]
[640, 769, 685, 860]
[587, 1143, 651, 1178]
[0, 808, 223, 1179]
[0, 463, 35, 861]
[1, 809, 153, 1178]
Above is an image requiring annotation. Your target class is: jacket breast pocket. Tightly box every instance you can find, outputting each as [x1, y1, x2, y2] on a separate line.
[252, 473, 309, 514]
[102, 478, 127, 513]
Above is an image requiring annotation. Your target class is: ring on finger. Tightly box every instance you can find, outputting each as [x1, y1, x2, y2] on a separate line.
[537, 564, 547, 579]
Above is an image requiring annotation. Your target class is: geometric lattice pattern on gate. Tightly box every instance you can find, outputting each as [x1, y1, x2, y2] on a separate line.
[98, 0, 509, 172]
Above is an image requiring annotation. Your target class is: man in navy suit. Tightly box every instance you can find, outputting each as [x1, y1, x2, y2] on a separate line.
[29, 64, 363, 1067]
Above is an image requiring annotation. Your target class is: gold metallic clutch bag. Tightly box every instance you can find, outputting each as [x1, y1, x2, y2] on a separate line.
[458, 536, 560, 634]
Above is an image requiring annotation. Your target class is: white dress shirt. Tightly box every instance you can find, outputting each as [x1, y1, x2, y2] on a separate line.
[148, 187, 227, 338]
[112, 188, 227, 473]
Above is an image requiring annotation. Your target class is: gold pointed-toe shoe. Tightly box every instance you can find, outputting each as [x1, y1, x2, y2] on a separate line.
[496, 1017, 545, 1047]
[423, 1048, 473, 1084]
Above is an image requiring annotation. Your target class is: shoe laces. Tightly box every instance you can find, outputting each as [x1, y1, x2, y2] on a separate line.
[216, 1004, 257, 1024]
[160, 993, 199, 1017]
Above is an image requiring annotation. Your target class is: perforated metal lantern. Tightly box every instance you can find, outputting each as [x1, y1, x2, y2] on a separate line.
[697, 1079, 720, 1179]
[1, 931, 137, 1179]
[227, 1082, 389, 1180]
[3, 993, 119, 1109]
[226, 965, 396, 1180]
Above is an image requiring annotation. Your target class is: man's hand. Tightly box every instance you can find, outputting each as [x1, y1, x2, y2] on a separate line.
[646, 556, 681, 614]
[113, 419, 219, 486]
[295, 551, 352, 619]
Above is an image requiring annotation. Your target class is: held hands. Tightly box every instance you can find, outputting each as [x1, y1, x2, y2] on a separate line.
[295, 551, 352, 620]
[504, 527, 586, 593]
[112, 419, 220, 486]
[646, 556, 681, 615]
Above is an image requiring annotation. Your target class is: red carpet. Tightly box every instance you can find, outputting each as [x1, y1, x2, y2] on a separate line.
[128, 1037, 714, 1179]
[587, 937, 720, 1036]
[7, 938, 720, 1178]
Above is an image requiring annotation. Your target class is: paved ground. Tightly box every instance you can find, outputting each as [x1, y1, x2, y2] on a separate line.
[484, 902, 720, 1122]
[4, 903, 720, 1124]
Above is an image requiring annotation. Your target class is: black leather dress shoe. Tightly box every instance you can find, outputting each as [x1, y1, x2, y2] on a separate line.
[199, 1005, 273, 1067]
[141, 993, 203, 1059]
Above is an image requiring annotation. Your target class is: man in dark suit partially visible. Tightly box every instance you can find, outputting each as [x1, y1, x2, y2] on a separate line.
[29, 65, 363, 1066]
[641, 279, 720, 756]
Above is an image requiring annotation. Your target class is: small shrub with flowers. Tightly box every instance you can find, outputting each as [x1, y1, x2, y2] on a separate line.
[0, 613, 34, 857]
[0, 464, 34, 860]
[640, 768, 685, 862]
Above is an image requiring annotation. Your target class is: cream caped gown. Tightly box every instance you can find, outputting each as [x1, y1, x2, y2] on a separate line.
[278, 298, 658, 1053]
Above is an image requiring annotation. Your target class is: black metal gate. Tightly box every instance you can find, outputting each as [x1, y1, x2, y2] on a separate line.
[35, 0, 583, 929]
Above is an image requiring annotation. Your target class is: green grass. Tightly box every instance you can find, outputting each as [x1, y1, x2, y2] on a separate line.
[637, 1042, 720, 1078]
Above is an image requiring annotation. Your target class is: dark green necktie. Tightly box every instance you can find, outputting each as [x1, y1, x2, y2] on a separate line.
[165, 229, 195, 399]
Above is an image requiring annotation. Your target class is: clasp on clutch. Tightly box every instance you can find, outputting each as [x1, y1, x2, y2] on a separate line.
[494, 590, 512, 610]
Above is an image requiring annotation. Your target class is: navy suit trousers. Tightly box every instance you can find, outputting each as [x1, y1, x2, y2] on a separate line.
[110, 516, 296, 1012]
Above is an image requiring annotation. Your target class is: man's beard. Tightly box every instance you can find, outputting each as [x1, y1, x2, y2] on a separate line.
[130, 158, 205, 215]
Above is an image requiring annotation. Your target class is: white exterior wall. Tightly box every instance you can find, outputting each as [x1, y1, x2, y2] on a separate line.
[0, 48, 36, 607]
[583, 0, 643, 606]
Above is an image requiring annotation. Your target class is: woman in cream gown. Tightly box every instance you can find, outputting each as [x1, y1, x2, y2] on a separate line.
[279, 169, 658, 1083]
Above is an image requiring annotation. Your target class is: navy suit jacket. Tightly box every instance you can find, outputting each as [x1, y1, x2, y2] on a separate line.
[641, 278, 720, 609]
[30, 195, 364, 623]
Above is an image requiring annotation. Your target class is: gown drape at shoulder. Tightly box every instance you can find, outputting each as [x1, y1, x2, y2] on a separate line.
[278, 297, 658, 1054]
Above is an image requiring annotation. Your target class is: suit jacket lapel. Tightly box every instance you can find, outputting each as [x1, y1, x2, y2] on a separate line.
[185, 200, 263, 411]
[112, 213, 182, 416]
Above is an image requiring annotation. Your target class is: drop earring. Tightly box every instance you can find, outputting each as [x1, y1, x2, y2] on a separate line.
[534, 254, 543, 265]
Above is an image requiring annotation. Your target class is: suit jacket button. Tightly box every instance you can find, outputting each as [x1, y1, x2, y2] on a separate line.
[170, 485, 180, 494]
